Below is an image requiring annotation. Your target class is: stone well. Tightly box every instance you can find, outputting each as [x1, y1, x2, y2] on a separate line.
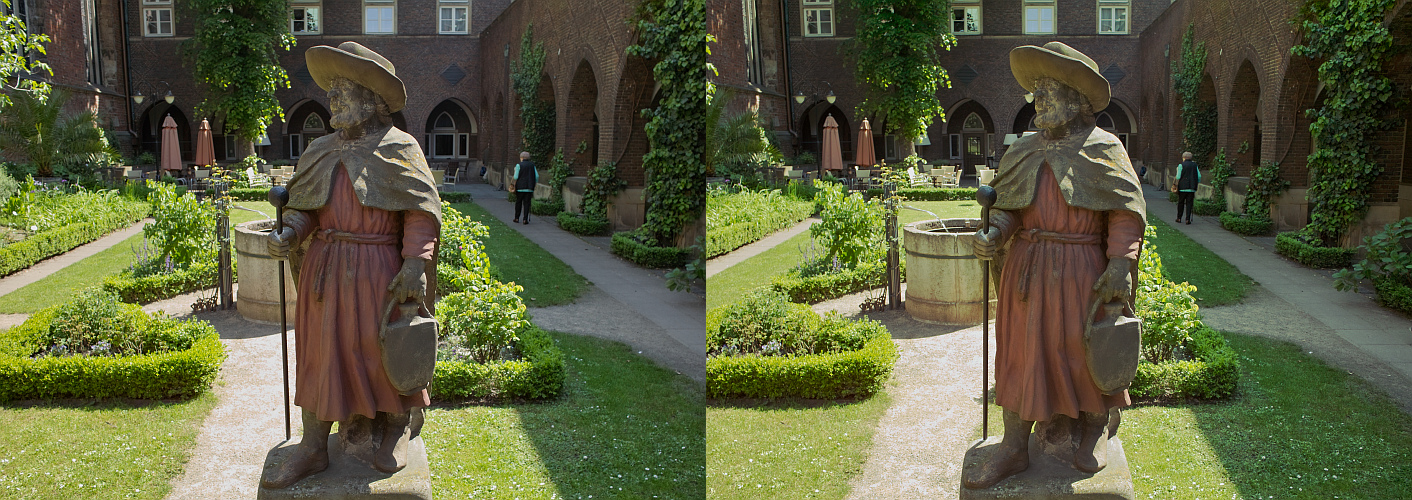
[903, 218, 996, 325]
[234, 219, 296, 324]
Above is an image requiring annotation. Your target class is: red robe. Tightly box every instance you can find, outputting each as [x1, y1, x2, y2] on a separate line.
[284, 165, 437, 422]
[991, 165, 1143, 422]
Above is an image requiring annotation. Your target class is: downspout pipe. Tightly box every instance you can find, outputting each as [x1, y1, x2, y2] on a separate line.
[780, 0, 796, 152]
[121, 0, 135, 150]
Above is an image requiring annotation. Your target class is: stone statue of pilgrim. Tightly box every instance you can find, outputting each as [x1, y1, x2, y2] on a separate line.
[263, 41, 442, 489]
[966, 42, 1146, 489]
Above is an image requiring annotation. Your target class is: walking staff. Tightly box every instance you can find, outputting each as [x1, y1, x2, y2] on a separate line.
[976, 185, 997, 439]
[269, 186, 291, 440]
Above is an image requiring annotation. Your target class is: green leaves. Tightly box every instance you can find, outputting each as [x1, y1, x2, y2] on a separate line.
[185, 0, 294, 143]
[850, 0, 953, 145]
[512, 26, 556, 165]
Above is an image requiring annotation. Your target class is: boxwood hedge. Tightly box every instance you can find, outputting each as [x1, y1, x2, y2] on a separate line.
[1218, 211, 1273, 235]
[707, 332, 897, 399]
[611, 230, 690, 268]
[1274, 231, 1354, 269]
[770, 259, 904, 304]
[1129, 326, 1239, 400]
[556, 211, 610, 236]
[429, 326, 566, 400]
[0, 200, 149, 277]
[893, 187, 977, 201]
[102, 260, 229, 304]
[1373, 277, 1412, 316]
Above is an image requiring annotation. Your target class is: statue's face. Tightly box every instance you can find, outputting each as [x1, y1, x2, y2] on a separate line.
[1031, 78, 1085, 131]
[328, 78, 378, 130]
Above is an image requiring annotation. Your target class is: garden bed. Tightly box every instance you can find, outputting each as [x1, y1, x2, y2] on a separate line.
[892, 187, 977, 201]
[770, 259, 903, 304]
[1193, 199, 1224, 216]
[1129, 327, 1239, 400]
[1373, 277, 1412, 316]
[0, 194, 149, 277]
[611, 229, 690, 268]
[102, 260, 228, 304]
[531, 198, 563, 216]
[556, 211, 610, 236]
[1275, 231, 1355, 269]
[0, 294, 226, 401]
[429, 326, 566, 400]
[706, 188, 815, 258]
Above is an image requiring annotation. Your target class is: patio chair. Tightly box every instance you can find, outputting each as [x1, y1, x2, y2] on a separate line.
[935, 165, 960, 189]
[908, 167, 931, 187]
[431, 169, 445, 188]
[978, 168, 996, 186]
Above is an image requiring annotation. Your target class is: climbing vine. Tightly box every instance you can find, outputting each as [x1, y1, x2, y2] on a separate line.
[186, 0, 294, 147]
[628, 0, 710, 246]
[1171, 25, 1217, 168]
[511, 25, 555, 166]
[1291, 0, 1398, 246]
[548, 146, 575, 205]
[1208, 148, 1234, 206]
[582, 161, 627, 222]
[850, 0, 954, 157]
[1244, 160, 1290, 221]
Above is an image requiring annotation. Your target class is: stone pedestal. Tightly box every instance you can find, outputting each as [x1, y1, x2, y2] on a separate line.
[959, 433, 1134, 500]
[256, 432, 432, 500]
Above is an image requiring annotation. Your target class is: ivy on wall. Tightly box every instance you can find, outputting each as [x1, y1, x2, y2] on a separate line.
[187, 0, 294, 148]
[1171, 25, 1217, 170]
[850, 0, 954, 158]
[1292, 0, 1398, 247]
[627, 0, 710, 247]
[1245, 160, 1290, 221]
[511, 25, 555, 167]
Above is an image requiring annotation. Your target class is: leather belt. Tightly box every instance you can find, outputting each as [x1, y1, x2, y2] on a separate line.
[1015, 228, 1102, 301]
[312, 228, 399, 300]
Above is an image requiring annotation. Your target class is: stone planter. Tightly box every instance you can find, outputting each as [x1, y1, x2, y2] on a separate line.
[903, 218, 996, 325]
[234, 219, 297, 324]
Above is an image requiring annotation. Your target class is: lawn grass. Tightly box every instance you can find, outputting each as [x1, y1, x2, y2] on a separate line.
[979, 332, 1412, 499]
[707, 230, 813, 311]
[449, 202, 586, 307]
[705, 394, 892, 499]
[0, 393, 219, 500]
[1145, 216, 1253, 306]
[423, 331, 704, 499]
[897, 199, 982, 225]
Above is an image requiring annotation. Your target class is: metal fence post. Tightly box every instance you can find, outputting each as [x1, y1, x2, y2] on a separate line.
[884, 181, 901, 309]
[214, 179, 234, 309]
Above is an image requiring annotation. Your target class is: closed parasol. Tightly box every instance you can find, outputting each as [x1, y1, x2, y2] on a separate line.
[160, 115, 182, 173]
[194, 119, 216, 167]
[821, 116, 843, 174]
[854, 118, 876, 168]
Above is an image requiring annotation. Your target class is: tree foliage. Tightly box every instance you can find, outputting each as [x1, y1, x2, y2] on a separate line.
[1291, 0, 1398, 246]
[849, 0, 954, 157]
[511, 25, 555, 166]
[628, 0, 710, 246]
[0, 0, 50, 107]
[185, 0, 295, 144]
[1171, 25, 1217, 169]
[705, 89, 780, 178]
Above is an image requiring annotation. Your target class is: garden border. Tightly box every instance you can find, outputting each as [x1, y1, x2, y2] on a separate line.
[1129, 327, 1238, 400]
[706, 332, 898, 399]
[1275, 231, 1354, 269]
[429, 326, 567, 400]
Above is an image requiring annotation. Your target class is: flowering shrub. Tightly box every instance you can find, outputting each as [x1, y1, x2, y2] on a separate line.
[433, 202, 529, 363]
[1136, 225, 1203, 363]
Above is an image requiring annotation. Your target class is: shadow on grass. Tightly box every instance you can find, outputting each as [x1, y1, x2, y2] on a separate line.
[1123, 332, 1412, 499]
[707, 396, 876, 411]
[423, 331, 705, 499]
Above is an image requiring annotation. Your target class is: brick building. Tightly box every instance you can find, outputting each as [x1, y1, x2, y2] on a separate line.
[719, 0, 1412, 245]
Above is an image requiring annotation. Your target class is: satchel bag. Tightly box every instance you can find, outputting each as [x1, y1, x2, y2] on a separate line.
[1084, 299, 1142, 395]
[379, 299, 438, 396]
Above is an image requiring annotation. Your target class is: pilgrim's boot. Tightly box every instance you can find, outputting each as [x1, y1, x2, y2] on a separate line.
[261, 410, 333, 489]
[1075, 410, 1111, 473]
[373, 411, 412, 473]
[963, 410, 1032, 489]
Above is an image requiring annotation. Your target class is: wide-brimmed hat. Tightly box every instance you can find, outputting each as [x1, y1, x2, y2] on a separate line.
[306, 42, 407, 113]
[1010, 42, 1110, 111]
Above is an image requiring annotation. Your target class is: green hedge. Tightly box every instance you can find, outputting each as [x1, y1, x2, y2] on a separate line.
[556, 212, 610, 236]
[531, 198, 564, 216]
[0, 201, 149, 277]
[706, 200, 814, 258]
[0, 316, 226, 401]
[227, 188, 268, 201]
[1373, 277, 1412, 316]
[440, 191, 471, 203]
[1218, 211, 1273, 236]
[706, 332, 898, 399]
[1193, 199, 1224, 216]
[1129, 327, 1239, 400]
[429, 326, 566, 400]
[1274, 232, 1355, 269]
[611, 230, 690, 269]
[102, 261, 228, 304]
[893, 187, 977, 201]
[770, 259, 903, 304]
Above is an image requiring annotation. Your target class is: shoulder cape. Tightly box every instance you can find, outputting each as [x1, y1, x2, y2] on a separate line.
[991, 125, 1145, 222]
[285, 126, 443, 223]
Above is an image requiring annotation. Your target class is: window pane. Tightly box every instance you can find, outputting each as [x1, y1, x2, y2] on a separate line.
[435, 135, 454, 156]
[806, 10, 818, 35]
[306, 7, 318, 32]
[819, 10, 832, 35]
[1115, 9, 1127, 32]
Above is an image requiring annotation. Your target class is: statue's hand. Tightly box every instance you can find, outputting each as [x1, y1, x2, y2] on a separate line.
[267, 227, 296, 260]
[1092, 257, 1134, 304]
[972, 227, 1002, 261]
[387, 257, 428, 305]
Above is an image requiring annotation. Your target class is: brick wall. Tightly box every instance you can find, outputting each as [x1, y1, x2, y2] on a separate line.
[15, 0, 130, 145]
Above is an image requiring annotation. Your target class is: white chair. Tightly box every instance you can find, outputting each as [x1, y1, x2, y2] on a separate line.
[979, 168, 995, 186]
[936, 165, 960, 188]
[908, 167, 931, 187]
[246, 167, 271, 188]
[431, 169, 445, 188]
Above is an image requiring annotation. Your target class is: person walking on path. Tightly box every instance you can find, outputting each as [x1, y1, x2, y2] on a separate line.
[1174, 151, 1200, 225]
[512, 151, 538, 225]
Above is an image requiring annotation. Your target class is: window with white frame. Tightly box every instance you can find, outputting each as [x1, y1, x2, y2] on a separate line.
[951, 1, 981, 35]
[364, 0, 395, 34]
[802, 0, 833, 37]
[428, 112, 469, 158]
[1024, 0, 1055, 35]
[142, 0, 173, 37]
[439, 0, 468, 34]
[949, 134, 962, 159]
[290, 0, 321, 35]
[1098, 0, 1128, 34]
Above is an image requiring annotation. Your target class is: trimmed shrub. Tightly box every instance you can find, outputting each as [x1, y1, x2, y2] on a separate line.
[1193, 199, 1223, 216]
[1275, 231, 1354, 269]
[1373, 277, 1412, 316]
[0, 298, 226, 401]
[429, 326, 566, 400]
[531, 198, 564, 216]
[440, 191, 471, 203]
[102, 260, 226, 304]
[770, 259, 904, 304]
[227, 187, 268, 201]
[893, 187, 978, 201]
[1129, 327, 1239, 400]
[705, 189, 814, 258]
[0, 199, 149, 277]
[556, 211, 610, 236]
[706, 333, 897, 399]
[611, 229, 690, 268]
[1218, 211, 1272, 236]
